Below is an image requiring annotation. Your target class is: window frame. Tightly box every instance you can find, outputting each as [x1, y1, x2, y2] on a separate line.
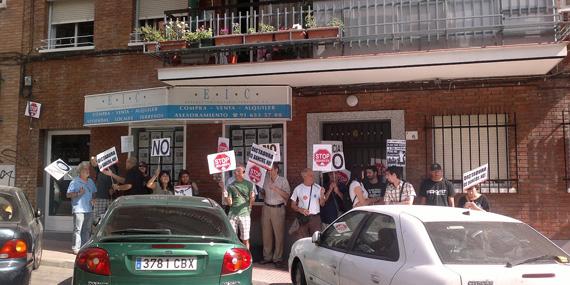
[319, 210, 370, 253]
[350, 212, 400, 262]
[44, 0, 95, 51]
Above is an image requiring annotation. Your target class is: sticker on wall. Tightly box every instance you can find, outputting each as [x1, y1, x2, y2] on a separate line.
[0, 164, 16, 186]
[24, 101, 41, 119]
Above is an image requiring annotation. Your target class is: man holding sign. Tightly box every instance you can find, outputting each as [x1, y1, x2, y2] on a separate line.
[224, 165, 256, 249]
[104, 157, 146, 196]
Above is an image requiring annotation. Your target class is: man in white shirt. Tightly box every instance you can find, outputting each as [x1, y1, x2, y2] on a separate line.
[290, 168, 325, 239]
[260, 163, 291, 267]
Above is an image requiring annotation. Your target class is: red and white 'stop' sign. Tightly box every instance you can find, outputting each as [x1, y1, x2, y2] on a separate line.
[218, 137, 230, 152]
[207, 150, 237, 174]
[312, 144, 333, 172]
[245, 161, 267, 188]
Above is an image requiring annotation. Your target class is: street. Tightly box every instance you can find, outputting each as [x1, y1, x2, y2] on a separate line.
[32, 266, 72, 285]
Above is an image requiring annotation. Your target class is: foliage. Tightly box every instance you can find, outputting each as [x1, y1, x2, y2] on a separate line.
[305, 14, 317, 29]
[247, 27, 257, 34]
[184, 26, 212, 42]
[328, 17, 344, 31]
[138, 25, 164, 42]
[259, 23, 275, 33]
[232, 23, 242, 34]
[164, 19, 188, 41]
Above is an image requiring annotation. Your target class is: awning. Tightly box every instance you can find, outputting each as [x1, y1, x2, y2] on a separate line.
[158, 43, 567, 87]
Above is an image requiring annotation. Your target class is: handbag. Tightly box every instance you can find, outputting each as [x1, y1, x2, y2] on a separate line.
[296, 185, 314, 225]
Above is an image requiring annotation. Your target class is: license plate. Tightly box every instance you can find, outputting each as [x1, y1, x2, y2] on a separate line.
[135, 257, 197, 271]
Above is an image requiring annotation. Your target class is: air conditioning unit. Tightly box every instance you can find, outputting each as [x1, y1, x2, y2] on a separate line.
[0, 0, 7, 9]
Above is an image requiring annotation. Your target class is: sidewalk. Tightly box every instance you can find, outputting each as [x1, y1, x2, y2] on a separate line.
[42, 232, 292, 285]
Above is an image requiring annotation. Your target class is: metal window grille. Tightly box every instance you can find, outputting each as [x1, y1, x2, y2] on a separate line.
[561, 110, 570, 193]
[426, 113, 518, 194]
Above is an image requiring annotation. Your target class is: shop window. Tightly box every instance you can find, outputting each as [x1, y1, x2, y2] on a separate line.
[429, 114, 518, 194]
[132, 127, 185, 183]
[46, 0, 94, 50]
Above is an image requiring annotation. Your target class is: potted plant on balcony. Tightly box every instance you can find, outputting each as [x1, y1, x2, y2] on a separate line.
[138, 25, 164, 52]
[185, 26, 213, 48]
[214, 23, 244, 46]
[274, 24, 306, 41]
[244, 23, 275, 44]
[159, 19, 188, 51]
[305, 15, 343, 39]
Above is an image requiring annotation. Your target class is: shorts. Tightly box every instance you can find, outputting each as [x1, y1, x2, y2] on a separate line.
[228, 214, 251, 241]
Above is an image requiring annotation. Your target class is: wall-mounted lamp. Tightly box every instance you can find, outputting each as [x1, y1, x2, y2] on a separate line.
[346, 95, 358, 107]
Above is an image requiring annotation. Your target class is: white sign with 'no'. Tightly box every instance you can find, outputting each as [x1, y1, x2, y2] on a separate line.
[151, 138, 171, 157]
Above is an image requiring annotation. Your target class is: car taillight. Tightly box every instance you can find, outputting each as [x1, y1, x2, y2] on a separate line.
[0, 239, 27, 259]
[75, 247, 111, 276]
[221, 248, 252, 275]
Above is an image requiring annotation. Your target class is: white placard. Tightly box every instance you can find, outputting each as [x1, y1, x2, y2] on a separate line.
[462, 164, 489, 190]
[218, 137, 230, 152]
[387, 139, 406, 167]
[24, 101, 41, 119]
[151, 138, 171, 157]
[259, 143, 281, 162]
[0, 164, 16, 186]
[245, 161, 267, 188]
[247, 144, 276, 170]
[44, 159, 72, 180]
[321, 141, 345, 171]
[121, 136, 134, 153]
[96, 147, 119, 171]
[207, 150, 237, 174]
[312, 144, 333, 172]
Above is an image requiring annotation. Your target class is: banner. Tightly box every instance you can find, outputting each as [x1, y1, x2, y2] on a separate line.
[151, 138, 171, 157]
[247, 144, 276, 170]
[44, 159, 72, 180]
[312, 144, 333, 172]
[462, 164, 489, 190]
[259, 143, 281, 162]
[386, 139, 406, 167]
[96, 147, 119, 171]
[321, 141, 345, 171]
[245, 161, 267, 188]
[218, 137, 230, 152]
[207, 150, 237, 174]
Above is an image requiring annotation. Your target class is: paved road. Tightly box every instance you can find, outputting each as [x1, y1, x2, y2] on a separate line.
[31, 265, 72, 285]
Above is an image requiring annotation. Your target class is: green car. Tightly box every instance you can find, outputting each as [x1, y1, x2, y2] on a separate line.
[72, 195, 252, 285]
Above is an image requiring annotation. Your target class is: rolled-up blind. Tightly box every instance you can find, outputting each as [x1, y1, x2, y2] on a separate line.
[139, 0, 189, 20]
[51, 0, 94, 25]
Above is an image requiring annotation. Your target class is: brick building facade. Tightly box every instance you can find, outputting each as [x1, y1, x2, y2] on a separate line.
[1, 0, 570, 250]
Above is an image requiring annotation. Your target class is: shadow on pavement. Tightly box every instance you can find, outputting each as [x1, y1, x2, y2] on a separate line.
[58, 277, 72, 285]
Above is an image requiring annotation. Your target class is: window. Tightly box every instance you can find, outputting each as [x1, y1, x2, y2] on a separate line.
[320, 211, 368, 251]
[430, 114, 517, 194]
[134, 0, 189, 42]
[0, 194, 19, 222]
[132, 127, 185, 183]
[352, 213, 399, 261]
[46, 0, 94, 50]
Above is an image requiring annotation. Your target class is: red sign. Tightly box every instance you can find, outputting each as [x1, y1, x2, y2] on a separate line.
[314, 149, 332, 167]
[248, 164, 263, 183]
[218, 142, 229, 152]
[214, 154, 231, 171]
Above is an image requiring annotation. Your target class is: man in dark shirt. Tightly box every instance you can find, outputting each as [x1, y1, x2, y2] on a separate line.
[419, 163, 456, 207]
[363, 165, 386, 205]
[90, 157, 117, 222]
[103, 157, 147, 195]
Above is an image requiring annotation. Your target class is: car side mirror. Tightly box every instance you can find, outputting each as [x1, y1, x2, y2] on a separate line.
[34, 209, 42, 218]
[311, 231, 321, 245]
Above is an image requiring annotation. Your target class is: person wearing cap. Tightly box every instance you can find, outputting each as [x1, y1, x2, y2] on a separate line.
[419, 163, 456, 207]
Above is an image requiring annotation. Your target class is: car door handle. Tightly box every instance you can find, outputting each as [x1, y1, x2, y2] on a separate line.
[329, 264, 337, 269]
[371, 274, 380, 284]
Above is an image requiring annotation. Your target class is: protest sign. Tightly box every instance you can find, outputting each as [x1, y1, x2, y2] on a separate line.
[218, 137, 230, 152]
[247, 144, 276, 170]
[96, 147, 118, 171]
[259, 143, 281, 162]
[462, 164, 489, 190]
[207, 150, 237, 174]
[151, 138, 171, 157]
[44, 159, 72, 180]
[312, 144, 333, 172]
[321, 141, 345, 171]
[245, 161, 267, 188]
[387, 139, 406, 167]
[121, 136, 134, 153]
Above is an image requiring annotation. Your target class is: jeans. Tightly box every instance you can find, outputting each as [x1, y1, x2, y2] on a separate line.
[73, 212, 93, 253]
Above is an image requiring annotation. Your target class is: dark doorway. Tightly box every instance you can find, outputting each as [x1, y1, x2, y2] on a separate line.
[322, 121, 391, 170]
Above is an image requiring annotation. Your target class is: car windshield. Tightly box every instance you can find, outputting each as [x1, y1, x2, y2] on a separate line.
[0, 194, 19, 222]
[425, 222, 569, 265]
[99, 205, 232, 238]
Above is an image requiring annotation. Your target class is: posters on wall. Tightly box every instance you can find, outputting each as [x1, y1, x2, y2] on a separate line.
[244, 129, 256, 146]
[232, 130, 244, 147]
[138, 149, 149, 164]
[258, 129, 270, 144]
[234, 147, 245, 165]
[139, 132, 150, 147]
[386, 139, 406, 167]
[121, 136, 134, 153]
[175, 131, 184, 146]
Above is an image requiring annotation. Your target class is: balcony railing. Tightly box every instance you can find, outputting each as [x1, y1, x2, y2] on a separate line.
[40, 35, 94, 51]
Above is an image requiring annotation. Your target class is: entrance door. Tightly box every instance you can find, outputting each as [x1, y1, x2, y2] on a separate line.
[322, 121, 391, 170]
[44, 131, 90, 232]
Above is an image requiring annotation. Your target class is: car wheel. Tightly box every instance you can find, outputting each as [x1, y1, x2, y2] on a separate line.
[33, 241, 42, 270]
[292, 261, 307, 285]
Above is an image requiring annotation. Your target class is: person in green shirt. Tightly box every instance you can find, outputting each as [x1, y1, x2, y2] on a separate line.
[224, 165, 255, 249]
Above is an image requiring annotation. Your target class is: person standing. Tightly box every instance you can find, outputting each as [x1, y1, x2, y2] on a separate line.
[363, 165, 387, 205]
[89, 157, 116, 223]
[66, 161, 96, 254]
[320, 171, 346, 227]
[348, 166, 370, 208]
[224, 165, 255, 249]
[175, 169, 199, 196]
[458, 185, 490, 211]
[260, 163, 291, 267]
[419, 163, 456, 207]
[146, 168, 174, 195]
[290, 168, 326, 239]
[104, 157, 146, 195]
[384, 166, 416, 205]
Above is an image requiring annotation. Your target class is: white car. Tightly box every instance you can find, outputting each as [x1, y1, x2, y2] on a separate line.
[288, 205, 570, 285]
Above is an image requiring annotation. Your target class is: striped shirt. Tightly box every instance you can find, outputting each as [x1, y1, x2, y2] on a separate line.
[384, 181, 416, 205]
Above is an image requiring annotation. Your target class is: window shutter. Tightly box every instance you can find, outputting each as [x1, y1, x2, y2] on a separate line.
[139, 0, 189, 20]
[51, 0, 94, 25]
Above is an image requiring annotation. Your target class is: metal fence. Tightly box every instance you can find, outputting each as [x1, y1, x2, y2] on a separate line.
[426, 113, 518, 194]
[41, 35, 94, 50]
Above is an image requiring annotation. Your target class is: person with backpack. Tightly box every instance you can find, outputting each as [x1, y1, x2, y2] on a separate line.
[348, 166, 371, 209]
[384, 166, 416, 205]
[419, 163, 456, 207]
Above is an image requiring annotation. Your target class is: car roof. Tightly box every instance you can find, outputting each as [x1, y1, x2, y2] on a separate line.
[111, 195, 218, 208]
[0, 186, 21, 195]
[357, 205, 521, 223]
